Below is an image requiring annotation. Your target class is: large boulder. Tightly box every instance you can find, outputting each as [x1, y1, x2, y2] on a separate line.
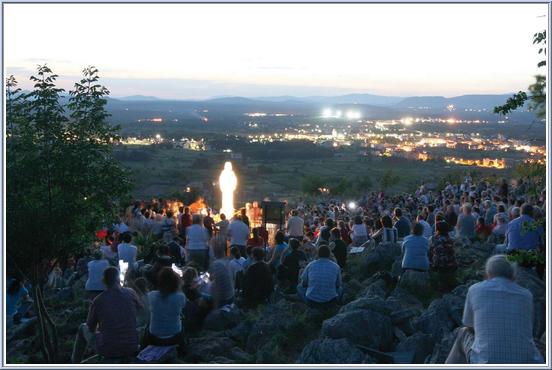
[396, 332, 435, 364]
[398, 270, 430, 296]
[321, 309, 393, 350]
[426, 327, 460, 363]
[296, 338, 365, 364]
[203, 305, 241, 331]
[412, 298, 457, 343]
[515, 267, 546, 339]
[338, 296, 393, 316]
[187, 334, 248, 363]
[245, 300, 306, 352]
[365, 242, 402, 273]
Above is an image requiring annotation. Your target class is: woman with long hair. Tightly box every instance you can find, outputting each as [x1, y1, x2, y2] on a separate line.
[143, 267, 186, 352]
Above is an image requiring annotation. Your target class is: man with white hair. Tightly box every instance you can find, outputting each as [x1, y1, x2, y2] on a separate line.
[446, 255, 543, 364]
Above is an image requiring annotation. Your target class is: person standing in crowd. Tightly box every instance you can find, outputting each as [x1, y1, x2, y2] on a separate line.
[185, 214, 210, 271]
[179, 207, 193, 240]
[268, 230, 288, 272]
[228, 215, 250, 258]
[286, 209, 305, 240]
[203, 209, 215, 238]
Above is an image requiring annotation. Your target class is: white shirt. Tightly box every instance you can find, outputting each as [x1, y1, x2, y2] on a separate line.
[228, 220, 249, 246]
[227, 257, 246, 280]
[85, 259, 109, 291]
[352, 224, 368, 237]
[464, 277, 543, 364]
[287, 216, 304, 237]
[100, 244, 117, 260]
[117, 243, 138, 267]
[186, 224, 209, 250]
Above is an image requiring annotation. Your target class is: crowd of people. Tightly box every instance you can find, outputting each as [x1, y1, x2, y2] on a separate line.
[6, 175, 546, 364]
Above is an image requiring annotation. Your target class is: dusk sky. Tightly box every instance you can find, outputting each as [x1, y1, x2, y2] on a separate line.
[5, 3, 548, 99]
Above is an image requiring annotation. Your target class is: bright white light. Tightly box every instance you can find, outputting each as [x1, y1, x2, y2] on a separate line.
[401, 117, 414, 126]
[219, 161, 237, 217]
[322, 108, 333, 118]
[335, 110, 342, 118]
[346, 111, 355, 120]
[348, 201, 356, 210]
[172, 263, 183, 277]
[155, 134, 161, 139]
[118, 260, 129, 286]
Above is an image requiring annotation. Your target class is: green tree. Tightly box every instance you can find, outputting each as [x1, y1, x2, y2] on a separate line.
[300, 175, 325, 195]
[6, 65, 131, 362]
[494, 30, 546, 119]
[380, 170, 399, 190]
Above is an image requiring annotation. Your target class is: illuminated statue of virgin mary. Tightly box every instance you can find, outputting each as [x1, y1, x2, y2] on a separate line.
[219, 161, 237, 217]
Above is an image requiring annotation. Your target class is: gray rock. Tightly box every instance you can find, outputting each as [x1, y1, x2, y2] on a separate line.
[398, 270, 430, 296]
[390, 308, 421, 324]
[364, 279, 388, 299]
[412, 298, 457, 342]
[338, 296, 392, 316]
[321, 309, 393, 350]
[391, 259, 403, 278]
[297, 338, 365, 364]
[365, 242, 402, 273]
[515, 267, 545, 339]
[427, 327, 460, 363]
[396, 332, 435, 364]
[387, 287, 424, 311]
[203, 305, 241, 331]
[187, 335, 238, 362]
[246, 300, 306, 352]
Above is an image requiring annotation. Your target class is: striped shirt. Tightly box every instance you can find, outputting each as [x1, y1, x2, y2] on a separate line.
[300, 258, 342, 303]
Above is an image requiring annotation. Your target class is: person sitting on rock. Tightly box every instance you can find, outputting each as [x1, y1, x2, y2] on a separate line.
[297, 245, 342, 309]
[393, 208, 411, 239]
[456, 203, 476, 240]
[72, 266, 143, 363]
[445, 255, 543, 364]
[429, 221, 457, 273]
[328, 228, 347, 270]
[401, 222, 429, 273]
[206, 259, 235, 309]
[6, 276, 33, 328]
[142, 267, 186, 353]
[242, 247, 274, 308]
[279, 238, 308, 292]
[372, 215, 399, 244]
[117, 232, 138, 271]
[350, 215, 369, 246]
[506, 204, 544, 253]
[85, 250, 110, 299]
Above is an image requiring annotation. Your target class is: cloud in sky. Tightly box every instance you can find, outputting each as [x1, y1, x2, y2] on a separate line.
[4, 3, 548, 99]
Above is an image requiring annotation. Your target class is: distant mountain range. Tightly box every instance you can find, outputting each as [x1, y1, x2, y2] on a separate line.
[112, 92, 514, 110]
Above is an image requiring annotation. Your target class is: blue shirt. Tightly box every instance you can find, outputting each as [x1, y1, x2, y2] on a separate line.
[401, 235, 429, 270]
[394, 216, 411, 238]
[464, 277, 543, 364]
[506, 215, 543, 252]
[148, 291, 186, 337]
[6, 284, 29, 316]
[300, 258, 342, 303]
[271, 243, 288, 269]
[457, 213, 476, 238]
